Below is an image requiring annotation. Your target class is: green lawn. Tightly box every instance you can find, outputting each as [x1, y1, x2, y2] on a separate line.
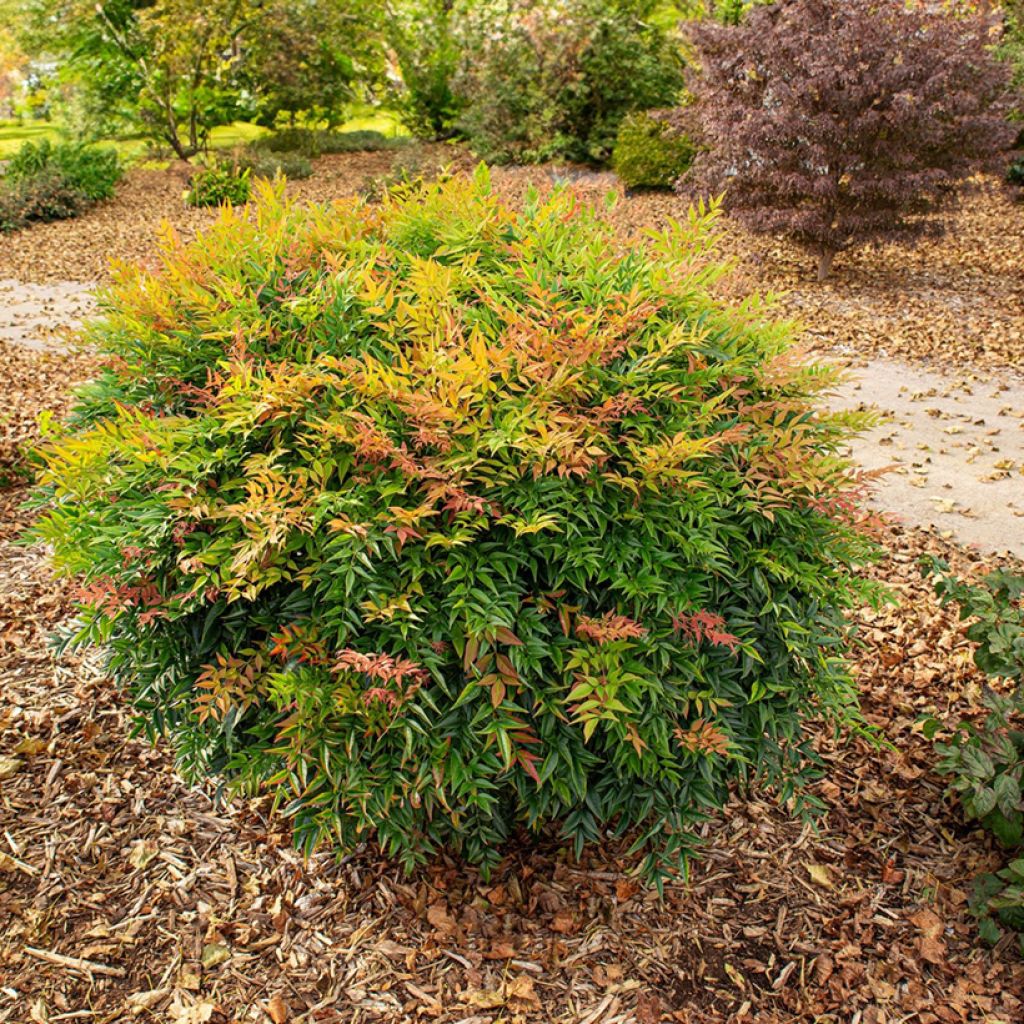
[0, 121, 61, 158]
[0, 108, 409, 162]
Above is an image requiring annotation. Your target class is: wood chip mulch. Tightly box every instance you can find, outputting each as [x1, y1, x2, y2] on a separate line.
[2, 151, 1024, 1022]
[2, 493, 1023, 1022]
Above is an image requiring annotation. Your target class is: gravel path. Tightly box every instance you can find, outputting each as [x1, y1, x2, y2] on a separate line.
[2, 278, 1021, 557]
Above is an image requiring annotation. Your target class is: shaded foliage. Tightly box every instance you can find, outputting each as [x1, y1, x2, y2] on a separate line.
[385, 0, 466, 140]
[183, 162, 251, 206]
[0, 138, 122, 232]
[20, 0, 381, 159]
[612, 110, 694, 190]
[454, 0, 685, 164]
[924, 558, 1024, 950]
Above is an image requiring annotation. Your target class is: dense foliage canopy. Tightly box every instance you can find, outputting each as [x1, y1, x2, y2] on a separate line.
[34, 171, 881, 880]
[454, 0, 685, 164]
[19, 0, 383, 157]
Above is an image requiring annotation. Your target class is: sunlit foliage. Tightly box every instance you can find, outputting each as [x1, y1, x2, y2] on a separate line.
[34, 169, 882, 883]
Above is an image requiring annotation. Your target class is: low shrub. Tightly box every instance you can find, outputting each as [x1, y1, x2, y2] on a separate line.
[0, 139, 121, 232]
[0, 188, 26, 233]
[34, 170, 880, 884]
[1008, 156, 1024, 188]
[316, 129, 408, 155]
[13, 170, 87, 222]
[927, 562, 1024, 682]
[184, 164, 252, 208]
[6, 139, 122, 202]
[254, 128, 408, 158]
[612, 112, 694, 190]
[233, 147, 313, 182]
[923, 559, 1024, 948]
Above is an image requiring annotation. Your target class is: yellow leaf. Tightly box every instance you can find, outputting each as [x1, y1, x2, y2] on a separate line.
[806, 862, 835, 889]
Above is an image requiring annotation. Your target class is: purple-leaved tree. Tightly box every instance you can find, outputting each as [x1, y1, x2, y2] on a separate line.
[679, 0, 1014, 279]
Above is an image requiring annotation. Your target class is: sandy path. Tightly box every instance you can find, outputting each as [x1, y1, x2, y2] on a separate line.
[831, 360, 1024, 558]
[2, 279, 1021, 556]
[0, 278, 96, 351]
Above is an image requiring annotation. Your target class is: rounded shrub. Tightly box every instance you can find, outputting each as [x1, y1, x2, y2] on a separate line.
[612, 112, 694, 190]
[253, 128, 408, 158]
[184, 164, 251, 208]
[0, 138, 122, 232]
[233, 147, 314, 181]
[6, 138, 122, 202]
[35, 170, 879, 883]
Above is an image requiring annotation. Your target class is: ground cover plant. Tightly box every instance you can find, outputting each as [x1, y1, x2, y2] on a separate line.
[680, 0, 1014, 279]
[30, 168, 884, 885]
[925, 559, 1024, 949]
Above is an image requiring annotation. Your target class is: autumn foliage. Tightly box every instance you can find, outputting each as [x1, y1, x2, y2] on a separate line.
[680, 0, 1014, 280]
[34, 171, 880, 882]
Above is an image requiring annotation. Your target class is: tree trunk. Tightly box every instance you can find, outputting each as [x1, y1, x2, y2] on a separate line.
[816, 248, 836, 282]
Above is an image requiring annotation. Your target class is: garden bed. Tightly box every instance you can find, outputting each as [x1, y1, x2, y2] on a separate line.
[1, 154, 1023, 1021]
[0, 157, 1020, 375]
[1, 501, 1022, 1021]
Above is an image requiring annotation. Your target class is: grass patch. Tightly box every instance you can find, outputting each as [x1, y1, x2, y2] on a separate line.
[1, 112, 406, 166]
[0, 122, 61, 159]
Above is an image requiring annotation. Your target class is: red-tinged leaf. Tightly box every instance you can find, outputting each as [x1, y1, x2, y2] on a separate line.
[489, 677, 506, 708]
[494, 626, 523, 646]
[558, 605, 572, 636]
[496, 653, 518, 681]
[518, 749, 541, 784]
[463, 636, 479, 675]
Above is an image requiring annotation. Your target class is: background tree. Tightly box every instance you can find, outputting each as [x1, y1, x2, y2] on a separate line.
[21, 0, 254, 159]
[238, 0, 384, 129]
[0, 0, 27, 118]
[453, 0, 685, 164]
[19, 0, 381, 158]
[680, 0, 1014, 280]
[384, 0, 466, 140]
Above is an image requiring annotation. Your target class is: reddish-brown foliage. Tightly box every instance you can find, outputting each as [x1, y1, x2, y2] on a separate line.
[679, 0, 1015, 279]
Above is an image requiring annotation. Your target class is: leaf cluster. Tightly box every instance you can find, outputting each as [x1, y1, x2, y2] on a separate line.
[453, 0, 686, 165]
[183, 163, 251, 207]
[612, 111, 694, 190]
[923, 558, 1024, 947]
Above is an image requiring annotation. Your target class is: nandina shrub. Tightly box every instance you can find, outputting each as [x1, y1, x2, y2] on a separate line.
[34, 170, 881, 883]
